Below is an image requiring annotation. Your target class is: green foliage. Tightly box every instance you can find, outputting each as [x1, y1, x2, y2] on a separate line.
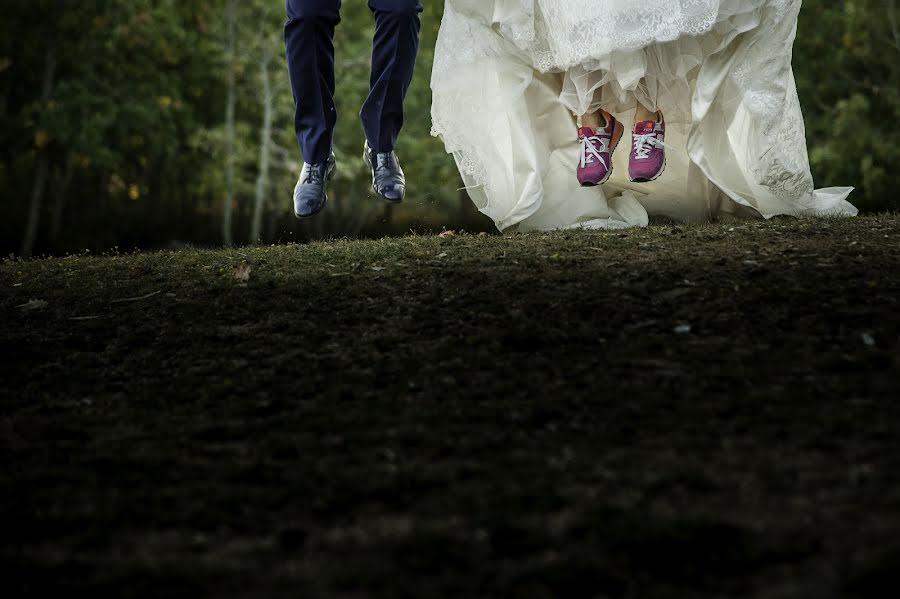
[795, 0, 900, 211]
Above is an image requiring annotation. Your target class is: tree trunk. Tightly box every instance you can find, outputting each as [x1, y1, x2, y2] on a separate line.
[251, 53, 274, 245]
[221, 0, 237, 247]
[21, 44, 57, 257]
[21, 158, 49, 257]
[50, 155, 76, 244]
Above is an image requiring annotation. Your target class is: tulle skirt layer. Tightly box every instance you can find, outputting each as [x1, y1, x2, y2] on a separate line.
[431, 0, 856, 230]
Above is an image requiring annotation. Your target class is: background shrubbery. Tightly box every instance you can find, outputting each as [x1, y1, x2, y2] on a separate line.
[1, 0, 896, 255]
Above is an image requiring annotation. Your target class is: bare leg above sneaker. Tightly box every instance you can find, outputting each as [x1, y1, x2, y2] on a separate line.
[580, 109, 608, 131]
[634, 103, 660, 124]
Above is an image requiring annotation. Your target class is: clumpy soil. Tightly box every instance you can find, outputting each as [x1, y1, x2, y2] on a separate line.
[2, 215, 899, 598]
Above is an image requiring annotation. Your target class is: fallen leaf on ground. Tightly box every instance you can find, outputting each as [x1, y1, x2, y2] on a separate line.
[656, 288, 693, 301]
[16, 299, 47, 312]
[233, 265, 251, 285]
[111, 290, 162, 304]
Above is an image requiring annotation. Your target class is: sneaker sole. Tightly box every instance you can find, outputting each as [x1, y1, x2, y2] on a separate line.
[578, 120, 625, 187]
[629, 157, 666, 184]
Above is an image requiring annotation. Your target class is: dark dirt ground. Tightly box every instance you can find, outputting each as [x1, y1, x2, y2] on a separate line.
[2, 215, 899, 598]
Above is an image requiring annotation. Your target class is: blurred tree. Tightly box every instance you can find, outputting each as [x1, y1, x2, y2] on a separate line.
[0, 0, 224, 253]
[21, 42, 55, 257]
[222, 0, 238, 246]
[796, 0, 900, 211]
[249, 4, 280, 245]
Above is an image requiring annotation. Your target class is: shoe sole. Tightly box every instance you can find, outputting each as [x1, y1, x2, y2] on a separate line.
[629, 158, 666, 184]
[363, 145, 404, 204]
[579, 121, 625, 188]
[294, 159, 336, 220]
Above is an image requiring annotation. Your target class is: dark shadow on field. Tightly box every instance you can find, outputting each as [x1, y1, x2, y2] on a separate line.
[2, 217, 899, 598]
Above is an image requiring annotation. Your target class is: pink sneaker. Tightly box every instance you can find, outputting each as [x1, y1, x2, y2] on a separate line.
[628, 113, 667, 183]
[577, 111, 624, 187]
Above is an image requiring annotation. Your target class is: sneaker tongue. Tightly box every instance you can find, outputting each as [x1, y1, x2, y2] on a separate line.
[577, 126, 595, 138]
[635, 120, 657, 133]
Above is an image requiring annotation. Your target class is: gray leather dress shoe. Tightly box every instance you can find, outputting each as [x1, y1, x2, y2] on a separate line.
[363, 141, 405, 203]
[293, 153, 336, 219]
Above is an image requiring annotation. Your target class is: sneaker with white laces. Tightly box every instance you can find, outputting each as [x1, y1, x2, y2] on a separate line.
[576, 111, 624, 187]
[628, 112, 667, 183]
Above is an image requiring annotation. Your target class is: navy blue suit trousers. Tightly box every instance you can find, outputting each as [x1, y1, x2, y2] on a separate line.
[285, 0, 423, 165]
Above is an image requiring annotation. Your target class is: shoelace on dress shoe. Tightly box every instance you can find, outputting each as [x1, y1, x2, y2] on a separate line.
[374, 152, 400, 173]
[302, 163, 327, 185]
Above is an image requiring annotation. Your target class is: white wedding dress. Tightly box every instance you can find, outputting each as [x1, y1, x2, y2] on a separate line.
[430, 0, 857, 231]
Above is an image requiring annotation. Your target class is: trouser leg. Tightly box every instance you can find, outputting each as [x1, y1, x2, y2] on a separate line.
[360, 0, 423, 153]
[285, 0, 341, 164]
